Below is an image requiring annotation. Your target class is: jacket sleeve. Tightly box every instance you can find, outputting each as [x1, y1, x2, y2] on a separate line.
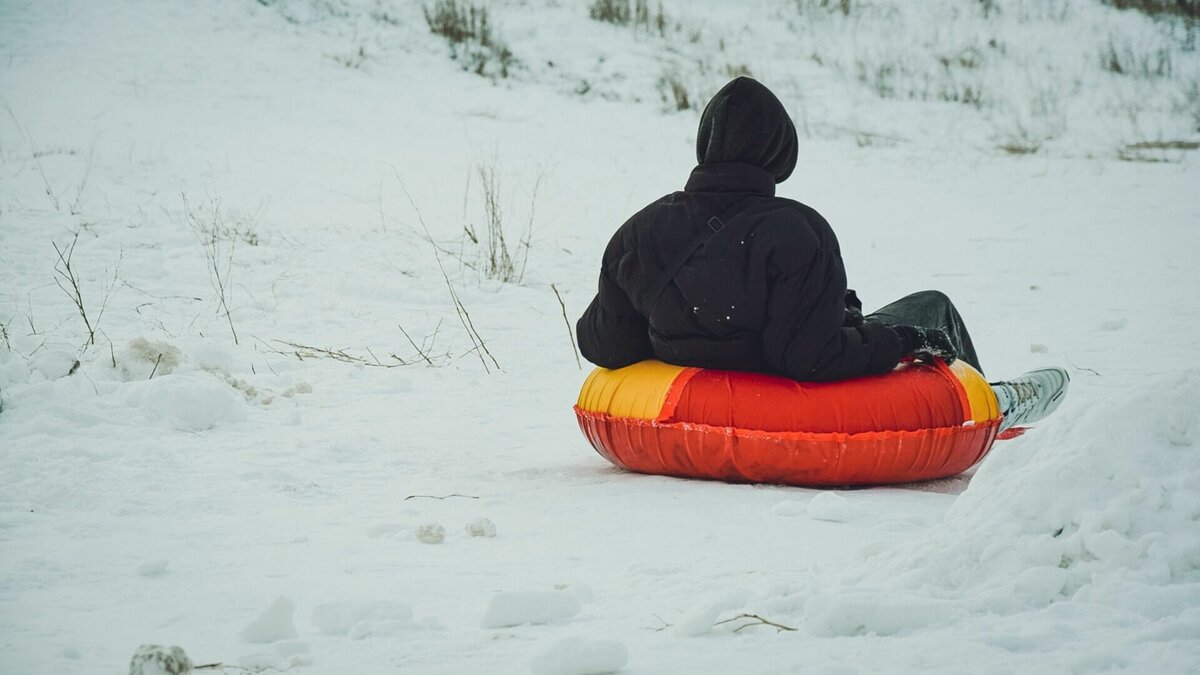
[576, 265, 653, 369]
[762, 247, 905, 382]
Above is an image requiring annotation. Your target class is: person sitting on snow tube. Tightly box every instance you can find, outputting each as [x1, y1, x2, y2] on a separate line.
[576, 76, 1067, 430]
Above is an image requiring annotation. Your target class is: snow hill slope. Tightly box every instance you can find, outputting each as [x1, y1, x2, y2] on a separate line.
[1, 1, 1198, 673]
[259, 0, 1200, 156]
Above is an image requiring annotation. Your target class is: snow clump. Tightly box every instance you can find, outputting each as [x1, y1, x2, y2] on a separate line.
[465, 517, 496, 537]
[674, 589, 749, 637]
[794, 370, 1200, 644]
[136, 559, 169, 577]
[529, 637, 629, 675]
[417, 523, 446, 544]
[311, 600, 413, 638]
[29, 348, 77, 381]
[119, 371, 246, 431]
[117, 337, 182, 381]
[129, 644, 192, 675]
[806, 491, 855, 522]
[481, 590, 583, 628]
[239, 596, 299, 643]
[769, 500, 807, 517]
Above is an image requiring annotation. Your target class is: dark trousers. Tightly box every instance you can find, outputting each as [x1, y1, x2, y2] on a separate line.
[867, 290, 983, 375]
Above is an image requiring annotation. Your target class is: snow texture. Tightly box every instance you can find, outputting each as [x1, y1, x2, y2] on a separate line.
[1, 0, 1198, 673]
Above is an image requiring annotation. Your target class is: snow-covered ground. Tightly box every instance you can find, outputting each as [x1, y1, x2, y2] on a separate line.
[2, 1, 1198, 673]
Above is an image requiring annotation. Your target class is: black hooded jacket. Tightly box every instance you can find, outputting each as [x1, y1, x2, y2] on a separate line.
[576, 77, 905, 381]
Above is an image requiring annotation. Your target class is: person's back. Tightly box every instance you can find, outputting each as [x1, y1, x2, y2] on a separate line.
[577, 77, 906, 381]
[578, 75, 1070, 434]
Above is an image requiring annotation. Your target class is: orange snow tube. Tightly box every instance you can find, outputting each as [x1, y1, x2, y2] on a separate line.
[574, 360, 1002, 487]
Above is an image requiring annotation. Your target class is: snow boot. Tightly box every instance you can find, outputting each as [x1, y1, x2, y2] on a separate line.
[990, 367, 1070, 433]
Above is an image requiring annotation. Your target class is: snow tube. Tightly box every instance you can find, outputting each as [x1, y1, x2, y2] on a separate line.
[574, 359, 1002, 487]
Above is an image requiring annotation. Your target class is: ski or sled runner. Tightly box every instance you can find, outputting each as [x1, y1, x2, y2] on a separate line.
[574, 359, 1064, 487]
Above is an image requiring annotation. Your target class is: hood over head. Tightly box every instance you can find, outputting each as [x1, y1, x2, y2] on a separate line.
[695, 77, 798, 184]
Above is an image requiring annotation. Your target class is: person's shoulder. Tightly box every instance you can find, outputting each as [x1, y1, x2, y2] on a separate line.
[633, 190, 684, 219]
[746, 196, 824, 240]
[745, 197, 841, 272]
[764, 196, 839, 239]
[756, 196, 829, 224]
[603, 191, 681, 261]
[617, 190, 687, 237]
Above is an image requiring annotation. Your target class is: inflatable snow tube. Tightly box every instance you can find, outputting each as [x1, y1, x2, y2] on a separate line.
[574, 360, 1002, 487]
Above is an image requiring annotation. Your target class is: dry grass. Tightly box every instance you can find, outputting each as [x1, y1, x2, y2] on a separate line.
[182, 194, 240, 345]
[1101, 0, 1200, 19]
[52, 232, 122, 353]
[590, 0, 665, 33]
[463, 161, 540, 284]
[423, 0, 516, 78]
[658, 71, 691, 110]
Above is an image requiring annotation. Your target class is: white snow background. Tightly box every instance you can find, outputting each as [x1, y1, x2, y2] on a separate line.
[1, 0, 1198, 673]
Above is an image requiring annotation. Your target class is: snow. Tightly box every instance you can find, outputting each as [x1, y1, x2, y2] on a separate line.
[1, 0, 1198, 673]
[416, 522, 447, 544]
[529, 637, 629, 675]
[806, 491, 856, 522]
[136, 559, 170, 578]
[239, 596, 299, 644]
[118, 371, 248, 432]
[127, 644, 192, 675]
[465, 516, 498, 537]
[673, 590, 751, 637]
[311, 601, 413, 638]
[481, 591, 585, 629]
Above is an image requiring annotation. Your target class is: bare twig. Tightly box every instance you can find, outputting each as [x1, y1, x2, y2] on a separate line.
[334, 189, 481, 273]
[4, 101, 60, 210]
[52, 234, 119, 353]
[452, 285, 498, 370]
[148, 353, 163, 379]
[398, 323, 435, 366]
[393, 169, 500, 373]
[403, 493, 479, 501]
[51, 234, 118, 355]
[551, 283, 581, 369]
[477, 162, 512, 281]
[472, 161, 540, 283]
[461, 167, 472, 221]
[183, 194, 239, 344]
[422, 318, 445, 357]
[25, 292, 37, 335]
[713, 613, 798, 633]
[376, 176, 388, 233]
[52, 234, 93, 342]
[195, 661, 294, 673]
[1064, 354, 1101, 377]
[365, 346, 387, 366]
[646, 613, 673, 632]
[92, 248, 123, 346]
[517, 173, 542, 283]
[69, 140, 95, 215]
[267, 339, 407, 368]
